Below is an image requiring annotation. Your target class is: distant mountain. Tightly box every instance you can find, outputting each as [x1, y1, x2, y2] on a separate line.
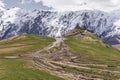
[0, 8, 120, 44]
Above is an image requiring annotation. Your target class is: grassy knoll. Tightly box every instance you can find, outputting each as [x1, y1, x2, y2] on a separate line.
[65, 30, 120, 66]
[0, 34, 55, 56]
[0, 34, 64, 80]
[64, 29, 120, 79]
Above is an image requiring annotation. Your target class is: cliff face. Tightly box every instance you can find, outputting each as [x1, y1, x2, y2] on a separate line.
[0, 9, 120, 44]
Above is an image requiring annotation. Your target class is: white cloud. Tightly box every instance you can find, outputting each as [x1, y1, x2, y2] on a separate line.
[110, 0, 119, 5]
[33, 0, 120, 12]
[21, 0, 33, 4]
[0, 0, 5, 10]
[0, 0, 5, 7]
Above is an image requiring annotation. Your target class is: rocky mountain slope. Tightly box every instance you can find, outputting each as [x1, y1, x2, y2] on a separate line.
[0, 8, 120, 44]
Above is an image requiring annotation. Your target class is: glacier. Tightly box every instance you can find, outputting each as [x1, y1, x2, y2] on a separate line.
[0, 8, 120, 44]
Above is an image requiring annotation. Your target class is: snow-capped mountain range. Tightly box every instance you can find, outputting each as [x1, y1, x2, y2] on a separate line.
[0, 7, 120, 44]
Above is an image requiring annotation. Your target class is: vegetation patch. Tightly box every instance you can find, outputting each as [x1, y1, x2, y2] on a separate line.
[65, 29, 120, 66]
[0, 59, 64, 80]
[0, 34, 55, 56]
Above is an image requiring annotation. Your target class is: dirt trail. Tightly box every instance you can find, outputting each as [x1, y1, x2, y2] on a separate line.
[51, 61, 120, 74]
[112, 44, 120, 51]
[47, 38, 64, 49]
[0, 56, 19, 59]
[33, 38, 65, 57]
[28, 38, 120, 80]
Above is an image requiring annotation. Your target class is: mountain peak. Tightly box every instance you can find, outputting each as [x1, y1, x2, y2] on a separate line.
[0, 9, 120, 44]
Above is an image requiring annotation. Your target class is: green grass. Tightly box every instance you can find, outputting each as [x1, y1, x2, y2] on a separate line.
[0, 34, 64, 80]
[65, 31, 120, 66]
[0, 31, 120, 79]
[0, 59, 64, 80]
[0, 34, 55, 56]
[64, 30, 120, 79]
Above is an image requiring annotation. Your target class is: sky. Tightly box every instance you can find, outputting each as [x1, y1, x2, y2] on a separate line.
[0, 0, 120, 12]
[1, 0, 52, 10]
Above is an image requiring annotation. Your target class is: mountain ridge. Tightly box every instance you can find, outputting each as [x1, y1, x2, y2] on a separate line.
[0, 8, 120, 44]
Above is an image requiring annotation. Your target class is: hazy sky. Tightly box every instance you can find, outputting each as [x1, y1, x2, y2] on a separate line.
[0, 0, 120, 12]
[2, 0, 52, 10]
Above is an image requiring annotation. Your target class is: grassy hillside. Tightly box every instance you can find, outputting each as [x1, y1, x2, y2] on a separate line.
[0, 31, 120, 79]
[65, 28, 120, 66]
[0, 59, 64, 80]
[0, 34, 64, 80]
[63, 29, 120, 79]
[0, 34, 55, 56]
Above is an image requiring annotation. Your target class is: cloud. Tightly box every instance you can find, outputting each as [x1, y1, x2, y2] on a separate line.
[3, 0, 51, 10]
[20, 0, 52, 10]
[0, 0, 5, 7]
[0, 0, 5, 10]
[33, 0, 120, 12]
[110, 0, 119, 5]
[2, 0, 120, 12]
[21, 0, 33, 4]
